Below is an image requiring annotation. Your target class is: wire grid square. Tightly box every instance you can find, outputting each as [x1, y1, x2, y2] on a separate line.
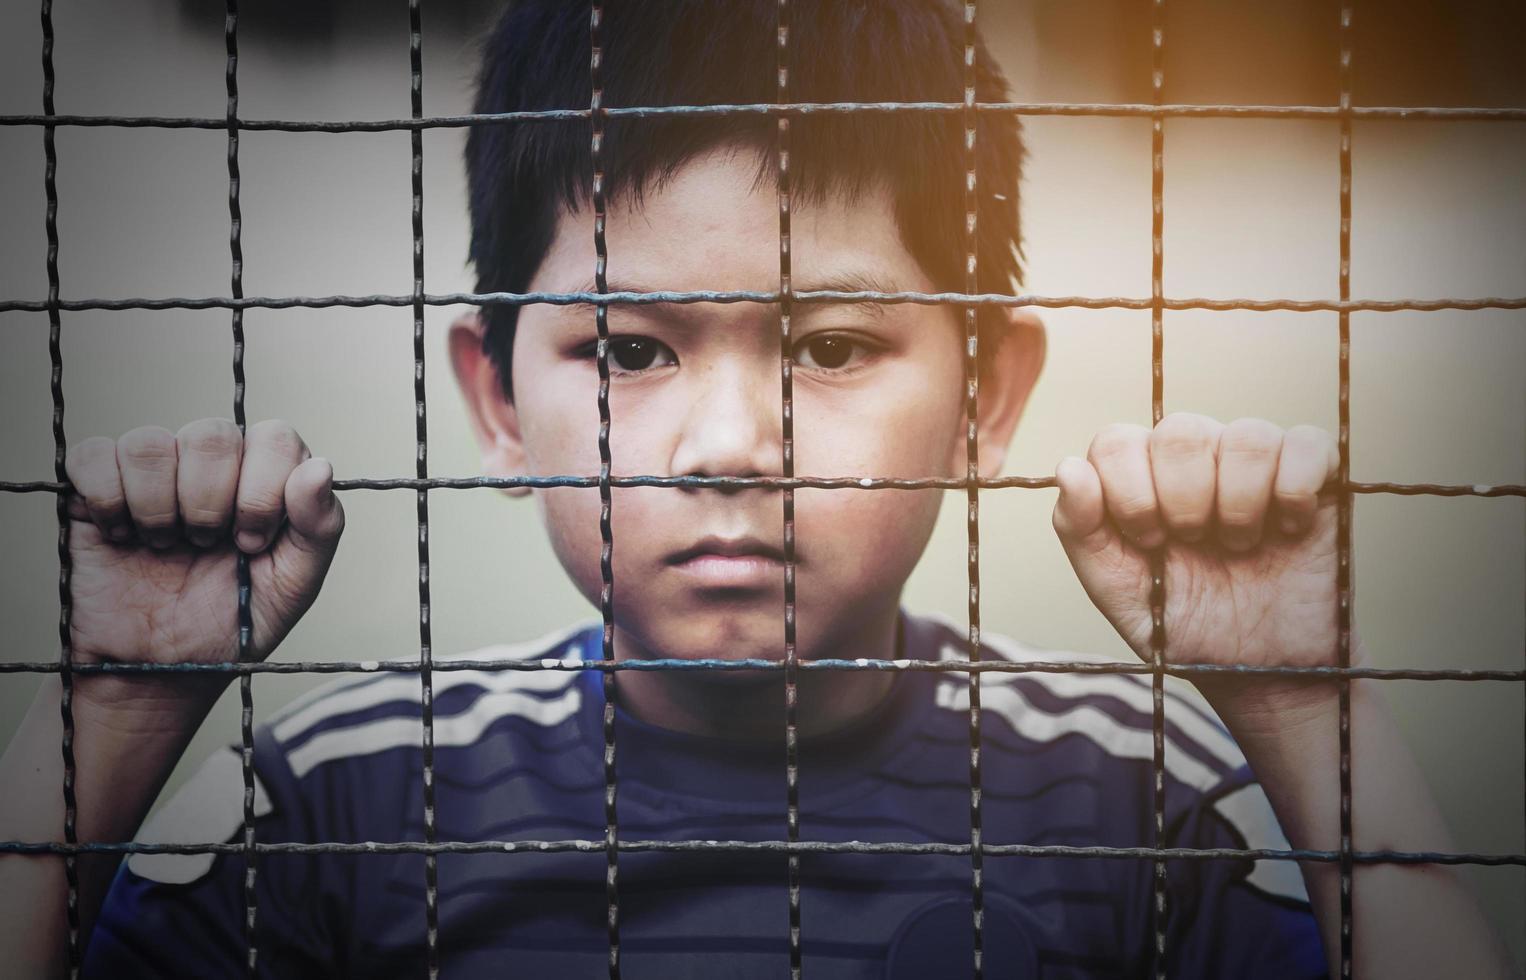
[0, 1, 1522, 979]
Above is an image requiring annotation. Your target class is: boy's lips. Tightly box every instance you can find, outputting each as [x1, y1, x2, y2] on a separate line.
[665, 536, 788, 589]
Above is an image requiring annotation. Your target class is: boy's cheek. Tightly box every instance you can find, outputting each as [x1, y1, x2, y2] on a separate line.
[535, 488, 605, 605]
[794, 392, 967, 481]
[793, 487, 944, 583]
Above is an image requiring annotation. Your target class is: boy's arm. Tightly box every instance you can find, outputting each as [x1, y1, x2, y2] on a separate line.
[1051, 413, 1514, 979]
[1224, 667, 1513, 979]
[0, 674, 216, 978]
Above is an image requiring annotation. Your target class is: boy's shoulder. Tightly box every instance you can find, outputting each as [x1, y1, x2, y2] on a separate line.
[912, 610, 1249, 788]
[914, 612, 1305, 904]
[124, 623, 597, 886]
[261, 621, 595, 783]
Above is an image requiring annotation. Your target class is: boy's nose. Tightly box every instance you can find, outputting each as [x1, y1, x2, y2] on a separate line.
[668, 364, 784, 489]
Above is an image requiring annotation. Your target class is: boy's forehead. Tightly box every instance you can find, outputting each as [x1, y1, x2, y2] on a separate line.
[531, 145, 932, 295]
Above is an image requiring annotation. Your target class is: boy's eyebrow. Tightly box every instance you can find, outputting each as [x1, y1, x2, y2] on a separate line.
[561, 271, 903, 321]
[795, 272, 903, 323]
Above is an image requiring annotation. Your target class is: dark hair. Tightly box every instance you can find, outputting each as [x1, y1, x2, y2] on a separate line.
[466, 0, 1024, 399]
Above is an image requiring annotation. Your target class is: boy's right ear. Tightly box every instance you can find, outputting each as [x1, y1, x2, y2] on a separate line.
[448, 311, 532, 498]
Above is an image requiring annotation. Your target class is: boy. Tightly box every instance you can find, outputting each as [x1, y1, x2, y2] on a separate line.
[0, 0, 1511, 976]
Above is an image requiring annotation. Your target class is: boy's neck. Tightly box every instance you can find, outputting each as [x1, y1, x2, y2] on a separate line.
[609, 611, 902, 743]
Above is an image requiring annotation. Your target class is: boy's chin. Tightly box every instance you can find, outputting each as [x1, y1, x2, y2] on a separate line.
[615, 607, 803, 665]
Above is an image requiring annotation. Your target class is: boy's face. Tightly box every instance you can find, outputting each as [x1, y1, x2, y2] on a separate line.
[454, 145, 1040, 663]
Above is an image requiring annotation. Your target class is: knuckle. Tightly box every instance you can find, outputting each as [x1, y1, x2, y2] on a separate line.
[237, 486, 286, 522]
[1217, 505, 1260, 529]
[1166, 504, 1212, 528]
[66, 442, 124, 511]
[1159, 503, 1208, 525]
[118, 426, 177, 467]
[1151, 430, 1206, 460]
[177, 417, 242, 458]
[1089, 424, 1145, 461]
[180, 503, 230, 528]
[1150, 415, 1213, 458]
[89, 484, 128, 510]
[249, 419, 306, 460]
[1220, 418, 1282, 457]
[1111, 493, 1157, 523]
[66, 435, 116, 472]
[133, 507, 178, 530]
[1275, 485, 1315, 508]
[1284, 424, 1332, 453]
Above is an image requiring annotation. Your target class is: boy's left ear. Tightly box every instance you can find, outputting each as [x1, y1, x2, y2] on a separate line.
[972, 307, 1046, 479]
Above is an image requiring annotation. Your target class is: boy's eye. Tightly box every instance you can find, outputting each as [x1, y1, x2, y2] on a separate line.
[795, 334, 870, 371]
[607, 336, 676, 373]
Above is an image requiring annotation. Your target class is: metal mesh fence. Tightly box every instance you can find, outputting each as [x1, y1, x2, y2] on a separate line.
[1, 1, 1523, 979]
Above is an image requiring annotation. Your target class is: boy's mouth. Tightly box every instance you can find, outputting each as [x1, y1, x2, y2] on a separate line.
[665, 536, 788, 590]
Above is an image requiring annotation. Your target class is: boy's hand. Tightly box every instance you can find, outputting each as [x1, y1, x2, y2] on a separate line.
[62, 419, 344, 719]
[1052, 413, 1345, 722]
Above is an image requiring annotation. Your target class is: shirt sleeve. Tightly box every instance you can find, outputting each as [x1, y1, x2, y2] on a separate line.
[1165, 770, 1330, 979]
[82, 727, 340, 978]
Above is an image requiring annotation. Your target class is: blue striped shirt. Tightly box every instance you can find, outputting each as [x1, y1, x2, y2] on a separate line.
[86, 612, 1326, 978]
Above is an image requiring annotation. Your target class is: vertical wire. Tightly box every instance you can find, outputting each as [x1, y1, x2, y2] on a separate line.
[407, 1, 440, 976]
[40, 3, 81, 976]
[1335, 3, 1356, 976]
[775, 3, 802, 977]
[589, 7, 622, 977]
[1148, 2, 1169, 976]
[960, 3, 985, 978]
[222, 4, 259, 976]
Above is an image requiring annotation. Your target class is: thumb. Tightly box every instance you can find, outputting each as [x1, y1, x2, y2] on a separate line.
[1052, 456, 1153, 661]
[1049, 454, 1135, 592]
[1051, 455, 1122, 569]
[267, 456, 345, 599]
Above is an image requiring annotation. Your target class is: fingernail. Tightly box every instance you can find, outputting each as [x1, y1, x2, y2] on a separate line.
[236, 530, 265, 553]
[1135, 528, 1166, 550]
[1177, 525, 1205, 544]
[108, 525, 132, 543]
[313, 458, 336, 500]
[1279, 515, 1301, 535]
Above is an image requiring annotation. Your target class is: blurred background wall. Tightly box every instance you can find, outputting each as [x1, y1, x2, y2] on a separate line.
[1, 0, 1521, 967]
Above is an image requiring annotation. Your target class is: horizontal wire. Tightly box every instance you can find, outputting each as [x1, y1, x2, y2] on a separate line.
[5, 476, 1522, 496]
[0, 101, 1523, 132]
[3, 289, 1525, 315]
[0, 838, 1520, 866]
[0, 658, 1519, 682]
